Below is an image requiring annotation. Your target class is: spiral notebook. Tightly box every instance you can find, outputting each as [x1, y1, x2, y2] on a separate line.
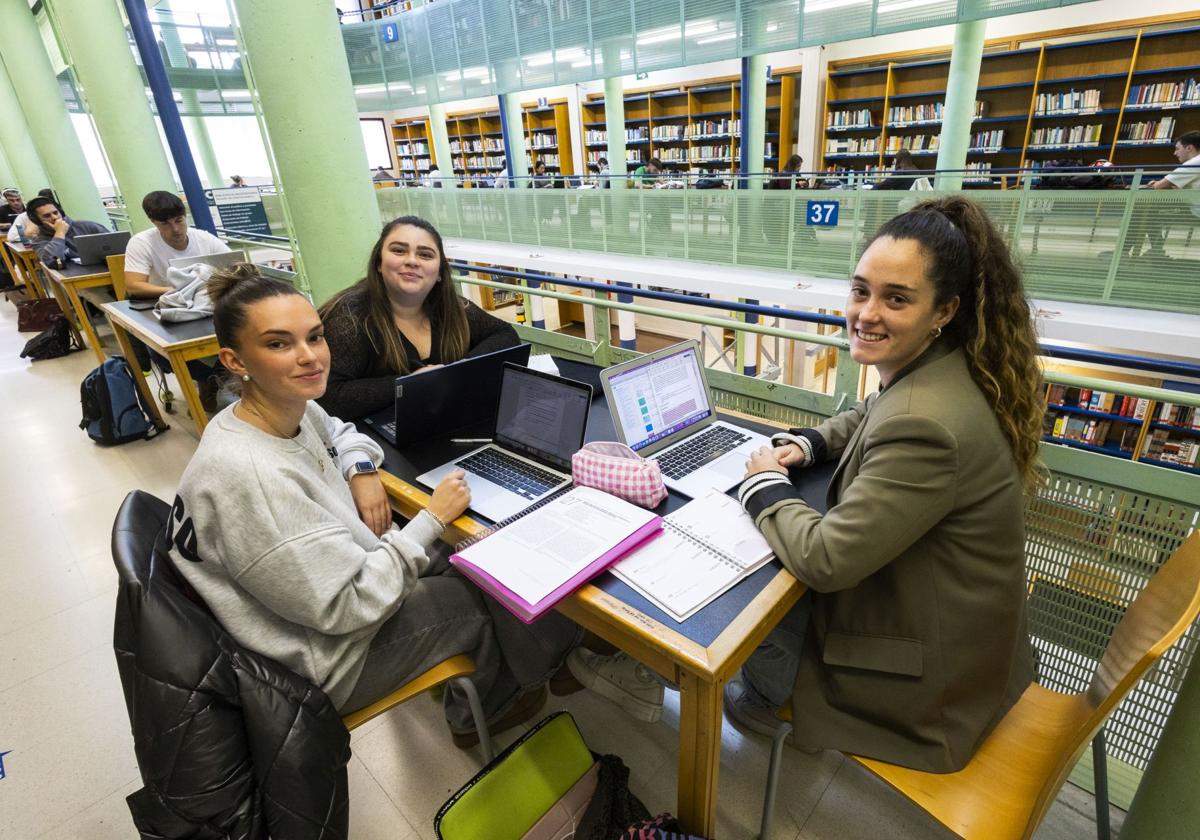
[450, 486, 662, 624]
[612, 489, 776, 622]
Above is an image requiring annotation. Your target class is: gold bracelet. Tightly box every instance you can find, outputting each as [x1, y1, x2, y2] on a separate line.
[426, 510, 448, 532]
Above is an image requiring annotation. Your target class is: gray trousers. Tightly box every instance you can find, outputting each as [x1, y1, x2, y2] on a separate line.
[741, 591, 813, 708]
[339, 563, 581, 732]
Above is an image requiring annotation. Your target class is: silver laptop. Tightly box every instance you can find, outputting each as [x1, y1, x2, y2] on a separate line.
[417, 363, 592, 522]
[168, 249, 247, 272]
[600, 340, 771, 499]
[73, 231, 130, 266]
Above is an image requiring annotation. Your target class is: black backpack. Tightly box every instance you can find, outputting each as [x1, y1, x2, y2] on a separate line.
[79, 357, 161, 445]
[20, 314, 81, 361]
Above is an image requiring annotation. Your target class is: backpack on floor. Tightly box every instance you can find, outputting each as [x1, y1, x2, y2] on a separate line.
[79, 357, 160, 445]
[20, 314, 81, 361]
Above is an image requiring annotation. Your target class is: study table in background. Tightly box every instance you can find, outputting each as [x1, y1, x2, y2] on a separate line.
[2, 240, 49, 299]
[43, 260, 114, 363]
[99, 300, 218, 435]
[365, 356, 833, 836]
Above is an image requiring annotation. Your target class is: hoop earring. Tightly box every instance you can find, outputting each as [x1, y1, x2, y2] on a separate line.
[931, 325, 943, 339]
[242, 374, 251, 382]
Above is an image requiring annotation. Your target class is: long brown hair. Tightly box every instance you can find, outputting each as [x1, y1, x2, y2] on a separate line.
[319, 215, 469, 375]
[872, 196, 1045, 486]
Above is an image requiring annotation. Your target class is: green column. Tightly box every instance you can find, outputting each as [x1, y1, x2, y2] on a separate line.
[230, 0, 379, 303]
[604, 75, 627, 185]
[502, 93, 530, 185]
[0, 58, 51, 194]
[50, 0, 176, 232]
[428, 102, 455, 186]
[0, 142, 14, 191]
[933, 19, 985, 191]
[0, 0, 106, 224]
[158, 0, 224, 189]
[1120, 661, 1200, 839]
[744, 55, 768, 189]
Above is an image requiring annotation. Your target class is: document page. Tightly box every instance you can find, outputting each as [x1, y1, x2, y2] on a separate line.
[668, 489, 773, 568]
[456, 486, 658, 606]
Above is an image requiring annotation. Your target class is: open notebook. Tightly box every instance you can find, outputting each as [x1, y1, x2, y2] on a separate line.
[450, 486, 662, 624]
[612, 489, 775, 622]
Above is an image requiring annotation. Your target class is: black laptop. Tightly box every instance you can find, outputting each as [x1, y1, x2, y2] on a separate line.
[361, 343, 531, 446]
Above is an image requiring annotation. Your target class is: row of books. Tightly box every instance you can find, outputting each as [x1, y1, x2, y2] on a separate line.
[1145, 431, 1200, 467]
[1119, 117, 1176, 142]
[450, 138, 491, 153]
[396, 141, 430, 156]
[532, 154, 560, 167]
[658, 148, 688, 162]
[688, 118, 740, 138]
[690, 144, 733, 161]
[885, 134, 939, 152]
[652, 125, 686, 141]
[1045, 413, 1140, 452]
[399, 159, 432, 172]
[585, 129, 607, 145]
[964, 162, 993, 181]
[826, 137, 880, 155]
[828, 108, 873, 129]
[1157, 402, 1200, 429]
[970, 130, 1005, 151]
[1035, 89, 1102, 115]
[1047, 385, 1151, 419]
[1127, 79, 1200, 109]
[530, 133, 557, 149]
[887, 100, 985, 125]
[1029, 124, 1103, 147]
[464, 155, 505, 170]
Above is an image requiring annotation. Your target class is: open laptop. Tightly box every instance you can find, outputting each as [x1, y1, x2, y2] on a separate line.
[73, 231, 130, 266]
[168, 249, 247, 272]
[417, 363, 591, 522]
[600, 340, 771, 499]
[361, 343, 531, 445]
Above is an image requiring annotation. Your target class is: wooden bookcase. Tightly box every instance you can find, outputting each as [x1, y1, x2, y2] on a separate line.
[443, 107, 505, 184]
[390, 118, 433, 181]
[822, 18, 1200, 185]
[580, 69, 799, 174]
[522, 98, 575, 177]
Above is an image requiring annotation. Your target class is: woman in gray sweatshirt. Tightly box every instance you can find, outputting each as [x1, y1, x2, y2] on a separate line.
[167, 263, 579, 744]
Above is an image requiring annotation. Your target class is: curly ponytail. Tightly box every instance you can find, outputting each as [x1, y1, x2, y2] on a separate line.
[208, 262, 302, 350]
[873, 196, 1045, 486]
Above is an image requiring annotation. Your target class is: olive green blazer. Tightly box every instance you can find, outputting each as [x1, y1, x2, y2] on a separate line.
[745, 342, 1034, 772]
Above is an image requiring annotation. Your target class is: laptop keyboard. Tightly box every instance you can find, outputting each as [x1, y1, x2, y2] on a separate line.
[380, 420, 396, 440]
[655, 425, 751, 480]
[456, 449, 562, 500]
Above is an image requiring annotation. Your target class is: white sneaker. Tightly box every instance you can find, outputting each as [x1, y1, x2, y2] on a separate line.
[567, 649, 664, 723]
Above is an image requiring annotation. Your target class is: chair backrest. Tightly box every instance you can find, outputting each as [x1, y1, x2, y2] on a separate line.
[106, 253, 126, 300]
[111, 489, 172, 587]
[1030, 531, 1200, 829]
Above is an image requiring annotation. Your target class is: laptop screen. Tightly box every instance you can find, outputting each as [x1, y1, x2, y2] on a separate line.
[494, 366, 591, 470]
[606, 344, 712, 452]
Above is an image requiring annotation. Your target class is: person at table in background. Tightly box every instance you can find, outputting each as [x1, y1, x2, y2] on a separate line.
[169, 262, 583, 744]
[228, 174, 246, 188]
[0, 188, 24, 235]
[25, 195, 109, 269]
[633, 157, 662, 186]
[318, 215, 518, 421]
[6, 188, 57, 244]
[726, 195, 1041, 773]
[597, 156, 611, 188]
[872, 149, 924, 191]
[532, 159, 553, 188]
[1131, 129, 1200, 259]
[769, 154, 810, 190]
[372, 165, 396, 183]
[124, 191, 230, 299]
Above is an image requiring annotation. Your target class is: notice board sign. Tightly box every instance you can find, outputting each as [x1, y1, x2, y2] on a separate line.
[206, 187, 272, 237]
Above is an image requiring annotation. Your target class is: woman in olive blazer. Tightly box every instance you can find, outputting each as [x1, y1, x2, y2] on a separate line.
[730, 196, 1046, 773]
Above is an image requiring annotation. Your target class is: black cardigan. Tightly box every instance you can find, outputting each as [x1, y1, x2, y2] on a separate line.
[319, 288, 519, 421]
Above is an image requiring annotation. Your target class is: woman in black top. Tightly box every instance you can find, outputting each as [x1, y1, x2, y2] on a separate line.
[318, 215, 518, 420]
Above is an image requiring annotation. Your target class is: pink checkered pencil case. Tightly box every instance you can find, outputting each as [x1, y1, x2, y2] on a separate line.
[571, 441, 667, 509]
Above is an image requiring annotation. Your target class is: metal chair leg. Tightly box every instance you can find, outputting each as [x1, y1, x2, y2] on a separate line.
[1092, 728, 1111, 840]
[759, 721, 792, 840]
[451, 676, 495, 764]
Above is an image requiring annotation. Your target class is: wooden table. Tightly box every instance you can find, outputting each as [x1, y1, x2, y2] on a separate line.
[367, 358, 828, 835]
[99, 299, 219, 436]
[2, 240, 49, 299]
[43, 260, 114, 362]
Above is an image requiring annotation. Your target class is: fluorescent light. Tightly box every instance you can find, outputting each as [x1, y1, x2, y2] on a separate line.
[806, 0, 867, 11]
[571, 58, 595, 69]
[767, 23, 779, 32]
[524, 51, 556, 67]
[696, 32, 738, 44]
[525, 48, 584, 67]
[637, 27, 680, 46]
[878, 0, 947, 12]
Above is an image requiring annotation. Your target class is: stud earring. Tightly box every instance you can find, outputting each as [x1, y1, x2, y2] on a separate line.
[242, 374, 251, 382]
[931, 325, 943, 338]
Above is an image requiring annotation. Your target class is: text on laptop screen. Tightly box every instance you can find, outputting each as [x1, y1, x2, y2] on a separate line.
[494, 367, 590, 469]
[608, 345, 712, 451]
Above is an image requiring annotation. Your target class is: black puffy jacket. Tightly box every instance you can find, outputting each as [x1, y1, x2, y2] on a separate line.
[112, 491, 352, 839]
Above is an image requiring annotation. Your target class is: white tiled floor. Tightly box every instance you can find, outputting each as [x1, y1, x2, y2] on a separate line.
[0, 300, 1118, 838]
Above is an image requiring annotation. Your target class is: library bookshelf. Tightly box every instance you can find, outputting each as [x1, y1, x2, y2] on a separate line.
[821, 17, 1200, 185]
[580, 69, 799, 174]
[390, 118, 433, 181]
[444, 107, 505, 182]
[1043, 384, 1200, 474]
[522, 98, 575, 177]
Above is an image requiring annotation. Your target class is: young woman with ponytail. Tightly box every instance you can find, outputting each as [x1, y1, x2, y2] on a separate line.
[726, 195, 1043, 773]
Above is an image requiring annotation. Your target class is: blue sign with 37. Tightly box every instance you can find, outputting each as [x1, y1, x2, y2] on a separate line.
[806, 200, 839, 226]
[381, 22, 400, 43]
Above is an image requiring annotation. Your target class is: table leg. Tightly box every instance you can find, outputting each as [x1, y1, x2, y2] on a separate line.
[45, 274, 85, 348]
[167, 350, 209, 435]
[107, 320, 168, 431]
[63, 282, 106, 363]
[676, 670, 726, 837]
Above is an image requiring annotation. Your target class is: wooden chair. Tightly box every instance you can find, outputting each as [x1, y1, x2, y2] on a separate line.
[106, 253, 126, 300]
[756, 531, 1200, 840]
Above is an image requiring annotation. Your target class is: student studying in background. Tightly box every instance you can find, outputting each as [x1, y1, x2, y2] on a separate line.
[25, 195, 109, 269]
[123, 191, 230, 298]
[318, 215, 518, 421]
[168, 262, 583, 744]
[727, 195, 1041, 773]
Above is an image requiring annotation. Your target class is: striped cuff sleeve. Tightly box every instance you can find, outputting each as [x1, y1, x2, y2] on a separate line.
[738, 471, 793, 511]
[771, 432, 814, 466]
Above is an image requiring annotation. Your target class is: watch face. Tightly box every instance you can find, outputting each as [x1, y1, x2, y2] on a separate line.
[355, 460, 377, 473]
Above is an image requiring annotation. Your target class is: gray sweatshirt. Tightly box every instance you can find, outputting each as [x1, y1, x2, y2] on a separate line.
[32, 218, 109, 268]
[168, 401, 443, 708]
